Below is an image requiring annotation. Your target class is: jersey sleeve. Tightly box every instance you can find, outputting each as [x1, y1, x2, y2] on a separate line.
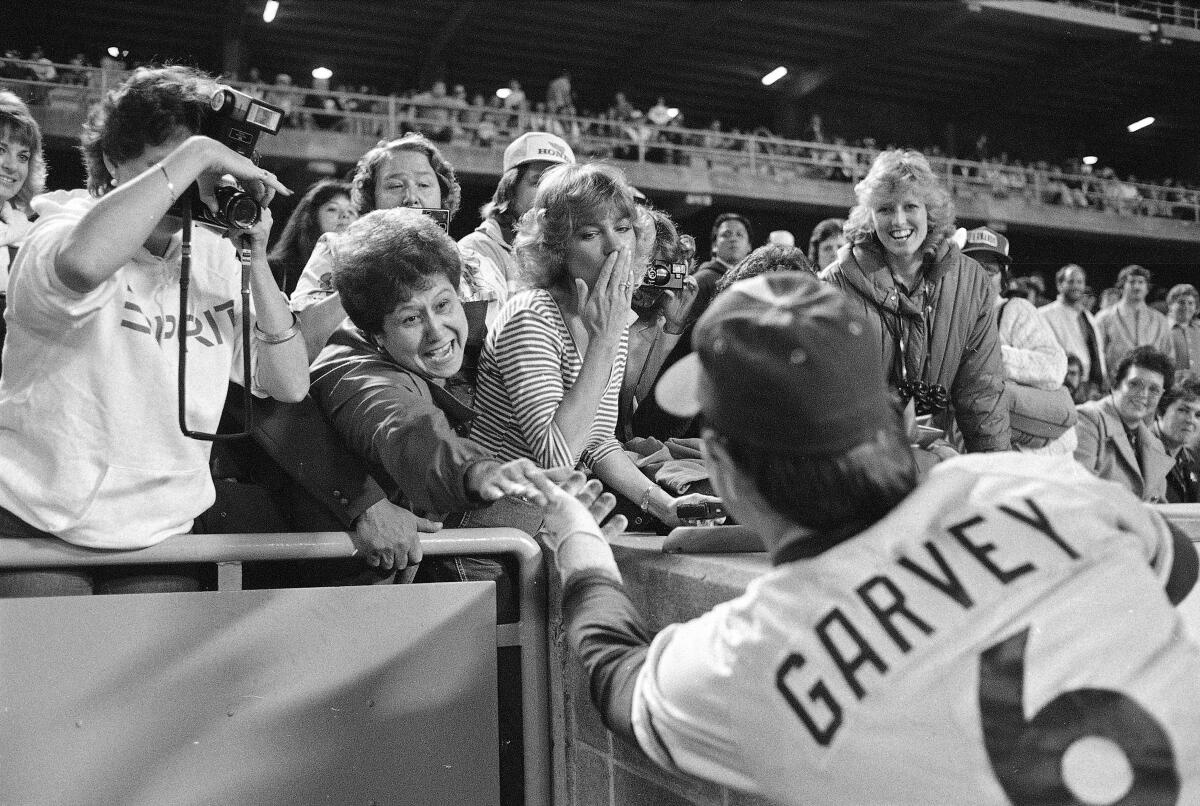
[630, 609, 761, 794]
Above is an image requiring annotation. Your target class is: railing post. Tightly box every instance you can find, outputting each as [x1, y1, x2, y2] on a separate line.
[217, 560, 243, 591]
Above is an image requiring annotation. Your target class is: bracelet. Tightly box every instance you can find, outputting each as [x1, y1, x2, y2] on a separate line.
[253, 311, 300, 345]
[638, 485, 657, 513]
[662, 321, 687, 336]
[154, 162, 177, 203]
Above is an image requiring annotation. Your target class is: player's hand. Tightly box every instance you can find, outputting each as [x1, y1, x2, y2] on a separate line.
[528, 471, 619, 553]
[350, 499, 437, 573]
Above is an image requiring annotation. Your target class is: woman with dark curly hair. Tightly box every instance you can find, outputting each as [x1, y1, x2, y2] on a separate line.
[267, 177, 354, 295]
[821, 149, 1009, 452]
[472, 162, 719, 528]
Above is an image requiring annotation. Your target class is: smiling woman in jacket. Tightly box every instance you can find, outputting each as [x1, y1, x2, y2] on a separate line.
[820, 149, 1010, 453]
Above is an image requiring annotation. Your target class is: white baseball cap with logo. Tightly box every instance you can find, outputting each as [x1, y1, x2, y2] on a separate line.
[502, 132, 576, 173]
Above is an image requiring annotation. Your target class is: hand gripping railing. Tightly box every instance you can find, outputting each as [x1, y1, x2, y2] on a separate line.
[0, 528, 550, 806]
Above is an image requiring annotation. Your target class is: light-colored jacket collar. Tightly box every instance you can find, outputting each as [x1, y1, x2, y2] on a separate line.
[1098, 396, 1173, 491]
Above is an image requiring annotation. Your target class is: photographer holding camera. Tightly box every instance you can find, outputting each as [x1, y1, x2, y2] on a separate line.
[0, 66, 306, 596]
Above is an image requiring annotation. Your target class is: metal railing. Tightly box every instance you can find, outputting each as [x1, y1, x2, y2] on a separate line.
[3, 56, 1198, 223]
[1063, 0, 1200, 28]
[0, 527, 551, 806]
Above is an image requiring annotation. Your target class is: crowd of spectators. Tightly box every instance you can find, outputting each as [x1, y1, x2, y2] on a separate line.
[3, 46, 1198, 223]
[3, 52, 1200, 806]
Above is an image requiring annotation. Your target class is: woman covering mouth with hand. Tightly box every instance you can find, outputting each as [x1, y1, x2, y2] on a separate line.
[821, 149, 1010, 453]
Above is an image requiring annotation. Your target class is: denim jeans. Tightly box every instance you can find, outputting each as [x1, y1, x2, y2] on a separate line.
[0, 504, 202, 597]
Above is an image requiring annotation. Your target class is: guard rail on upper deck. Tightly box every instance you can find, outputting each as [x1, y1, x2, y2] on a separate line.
[4, 57, 1198, 231]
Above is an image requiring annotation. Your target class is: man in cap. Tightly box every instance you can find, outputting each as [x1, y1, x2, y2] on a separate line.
[458, 131, 575, 298]
[959, 226, 1010, 278]
[526, 271, 1200, 804]
[1039, 263, 1108, 396]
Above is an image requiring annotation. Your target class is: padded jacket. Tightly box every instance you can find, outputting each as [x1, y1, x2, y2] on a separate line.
[821, 238, 1010, 452]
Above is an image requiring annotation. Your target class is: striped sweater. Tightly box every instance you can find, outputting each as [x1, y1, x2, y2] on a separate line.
[472, 289, 627, 470]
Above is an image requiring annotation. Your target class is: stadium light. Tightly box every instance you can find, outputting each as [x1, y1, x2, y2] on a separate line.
[1127, 116, 1155, 133]
[107, 46, 121, 58]
[761, 66, 788, 86]
[496, 87, 512, 100]
[312, 66, 332, 81]
[1082, 155, 1098, 166]
[263, 1, 279, 22]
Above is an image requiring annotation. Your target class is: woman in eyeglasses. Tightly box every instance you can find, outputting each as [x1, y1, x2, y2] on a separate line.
[821, 149, 1009, 453]
[1074, 345, 1175, 502]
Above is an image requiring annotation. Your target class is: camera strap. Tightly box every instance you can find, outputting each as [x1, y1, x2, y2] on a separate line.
[177, 200, 254, 440]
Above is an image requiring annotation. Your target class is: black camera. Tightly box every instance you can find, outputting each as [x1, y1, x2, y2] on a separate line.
[676, 501, 727, 521]
[421, 208, 451, 232]
[895, 380, 950, 416]
[639, 260, 687, 290]
[184, 86, 285, 231]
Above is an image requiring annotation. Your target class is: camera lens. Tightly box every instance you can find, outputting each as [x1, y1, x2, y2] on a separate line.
[642, 265, 670, 287]
[214, 186, 261, 229]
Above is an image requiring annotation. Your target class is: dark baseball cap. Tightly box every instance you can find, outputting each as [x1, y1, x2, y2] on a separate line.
[655, 272, 895, 455]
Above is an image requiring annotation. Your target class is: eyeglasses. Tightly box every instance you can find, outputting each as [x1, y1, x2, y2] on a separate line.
[1123, 378, 1163, 397]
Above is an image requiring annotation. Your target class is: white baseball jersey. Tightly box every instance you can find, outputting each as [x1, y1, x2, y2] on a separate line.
[631, 454, 1200, 805]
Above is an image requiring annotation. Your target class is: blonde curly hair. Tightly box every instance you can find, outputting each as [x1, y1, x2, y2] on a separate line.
[844, 149, 955, 254]
[514, 162, 655, 290]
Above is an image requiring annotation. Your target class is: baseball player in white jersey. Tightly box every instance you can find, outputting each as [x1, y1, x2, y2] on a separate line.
[526, 271, 1200, 805]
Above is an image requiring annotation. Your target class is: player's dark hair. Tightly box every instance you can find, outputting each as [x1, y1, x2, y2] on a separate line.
[713, 421, 917, 534]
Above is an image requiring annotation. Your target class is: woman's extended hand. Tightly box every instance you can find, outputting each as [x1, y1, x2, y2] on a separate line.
[467, 458, 575, 504]
[576, 247, 634, 347]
